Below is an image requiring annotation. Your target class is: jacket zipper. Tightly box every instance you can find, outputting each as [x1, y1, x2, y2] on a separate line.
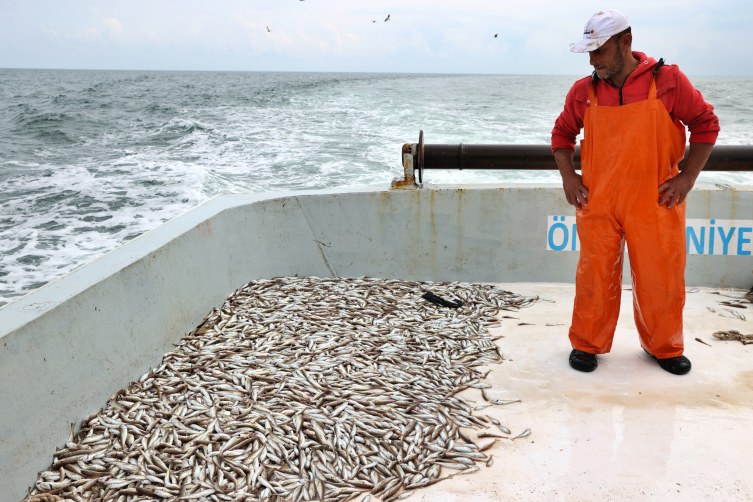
[607, 64, 643, 105]
[597, 60, 662, 107]
[605, 80, 624, 106]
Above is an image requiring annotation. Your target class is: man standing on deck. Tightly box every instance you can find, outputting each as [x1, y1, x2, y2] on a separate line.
[551, 11, 720, 375]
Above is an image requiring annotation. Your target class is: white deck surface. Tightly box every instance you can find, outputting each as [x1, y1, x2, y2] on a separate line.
[387, 283, 753, 502]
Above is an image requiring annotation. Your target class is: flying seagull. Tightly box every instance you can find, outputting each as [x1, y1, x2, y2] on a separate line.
[372, 20, 377, 23]
[267, 26, 271, 32]
[494, 34, 498, 38]
[385, 14, 390, 22]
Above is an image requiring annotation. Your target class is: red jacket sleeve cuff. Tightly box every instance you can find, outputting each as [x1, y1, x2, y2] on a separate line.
[551, 135, 576, 154]
[689, 132, 718, 145]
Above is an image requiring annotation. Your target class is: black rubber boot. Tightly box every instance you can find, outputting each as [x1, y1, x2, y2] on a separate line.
[644, 349, 691, 375]
[569, 349, 597, 372]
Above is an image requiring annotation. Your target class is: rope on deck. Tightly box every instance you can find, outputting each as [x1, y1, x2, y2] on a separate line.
[713, 330, 753, 344]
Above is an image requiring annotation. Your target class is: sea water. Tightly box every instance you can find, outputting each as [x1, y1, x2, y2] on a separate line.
[1, 69, 751, 305]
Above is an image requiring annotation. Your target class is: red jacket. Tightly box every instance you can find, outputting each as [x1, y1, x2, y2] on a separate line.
[551, 52, 720, 153]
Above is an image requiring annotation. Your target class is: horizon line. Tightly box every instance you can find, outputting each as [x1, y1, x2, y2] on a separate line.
[1, 67, 751, 78]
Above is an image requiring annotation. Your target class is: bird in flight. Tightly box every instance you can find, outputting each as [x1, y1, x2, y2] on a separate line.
[372, 20, 377, 23]
[385, 14, 390, 22]
[494, 34, 498, 38]
[267, 26, 271, 32]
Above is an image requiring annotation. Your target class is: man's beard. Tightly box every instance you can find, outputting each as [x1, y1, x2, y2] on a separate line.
[597, 49, 625, 80]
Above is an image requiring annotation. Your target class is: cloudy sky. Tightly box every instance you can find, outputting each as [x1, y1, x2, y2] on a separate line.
[1, 0, 750, 75]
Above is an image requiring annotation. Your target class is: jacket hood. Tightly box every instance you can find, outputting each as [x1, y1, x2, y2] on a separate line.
[630, 52, 658, 78]
[600, 52, 658, 86]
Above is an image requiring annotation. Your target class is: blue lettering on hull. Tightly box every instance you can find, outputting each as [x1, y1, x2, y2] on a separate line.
[547, 217, 753, 256]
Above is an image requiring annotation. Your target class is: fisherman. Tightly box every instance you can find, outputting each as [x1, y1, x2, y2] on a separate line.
[552, 11, 720, 375]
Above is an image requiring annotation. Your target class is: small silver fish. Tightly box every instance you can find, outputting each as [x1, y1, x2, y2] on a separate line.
[497, 425, 511, 435]
[707, 307, 716, 313]
[731, 310, 746, 321]
[478, 432, 506, 439]
[486, 455, 494, 467]
[436, 461, 472, 470]
[511, 428, 531, 440]
[719, 293, 748, 300]
[491, 399, 521, 406]
[724, 309, 746, 320]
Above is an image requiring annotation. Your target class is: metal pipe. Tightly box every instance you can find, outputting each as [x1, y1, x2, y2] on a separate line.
[401, 132, 753, 187]
[422, 144, 753, 172]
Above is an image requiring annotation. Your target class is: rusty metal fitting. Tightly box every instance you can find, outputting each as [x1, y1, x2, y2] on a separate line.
[391, 141, 418, 189]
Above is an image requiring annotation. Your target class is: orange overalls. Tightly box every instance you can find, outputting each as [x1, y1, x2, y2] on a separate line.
[569, 76, 687, 359]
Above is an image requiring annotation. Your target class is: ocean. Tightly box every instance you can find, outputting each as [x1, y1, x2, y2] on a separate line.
[1, 69, 751, 306]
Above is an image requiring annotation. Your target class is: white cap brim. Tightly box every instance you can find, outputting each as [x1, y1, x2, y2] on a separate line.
[570, 37, 610, 53]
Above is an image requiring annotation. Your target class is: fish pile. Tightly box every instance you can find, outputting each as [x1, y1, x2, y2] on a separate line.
[25, 277, 538, 502]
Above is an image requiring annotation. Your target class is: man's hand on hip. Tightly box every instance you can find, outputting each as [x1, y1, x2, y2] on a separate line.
[658, 142, 714, 209]
[658, 172, 695, 208]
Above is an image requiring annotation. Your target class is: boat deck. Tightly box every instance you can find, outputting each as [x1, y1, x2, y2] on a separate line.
[3, 183, 752, 500]
[423, 283, 753, 502]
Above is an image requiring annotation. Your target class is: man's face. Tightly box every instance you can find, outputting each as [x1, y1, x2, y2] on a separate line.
[589, 37, 624, 81]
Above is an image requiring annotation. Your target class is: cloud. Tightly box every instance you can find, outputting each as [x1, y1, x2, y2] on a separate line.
[66, 27, 100, 42]
[104, 18, 123, 34]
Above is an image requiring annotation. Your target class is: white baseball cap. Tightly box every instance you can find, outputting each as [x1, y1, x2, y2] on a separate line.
[570, 10, 630, 53]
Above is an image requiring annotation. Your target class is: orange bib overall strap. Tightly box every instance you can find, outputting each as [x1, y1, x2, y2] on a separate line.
[569, 75, 687, 359]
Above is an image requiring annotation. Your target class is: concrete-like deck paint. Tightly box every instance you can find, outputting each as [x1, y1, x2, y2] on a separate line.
[1, 184, 752, 500]
[395, 283, 753, 501]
